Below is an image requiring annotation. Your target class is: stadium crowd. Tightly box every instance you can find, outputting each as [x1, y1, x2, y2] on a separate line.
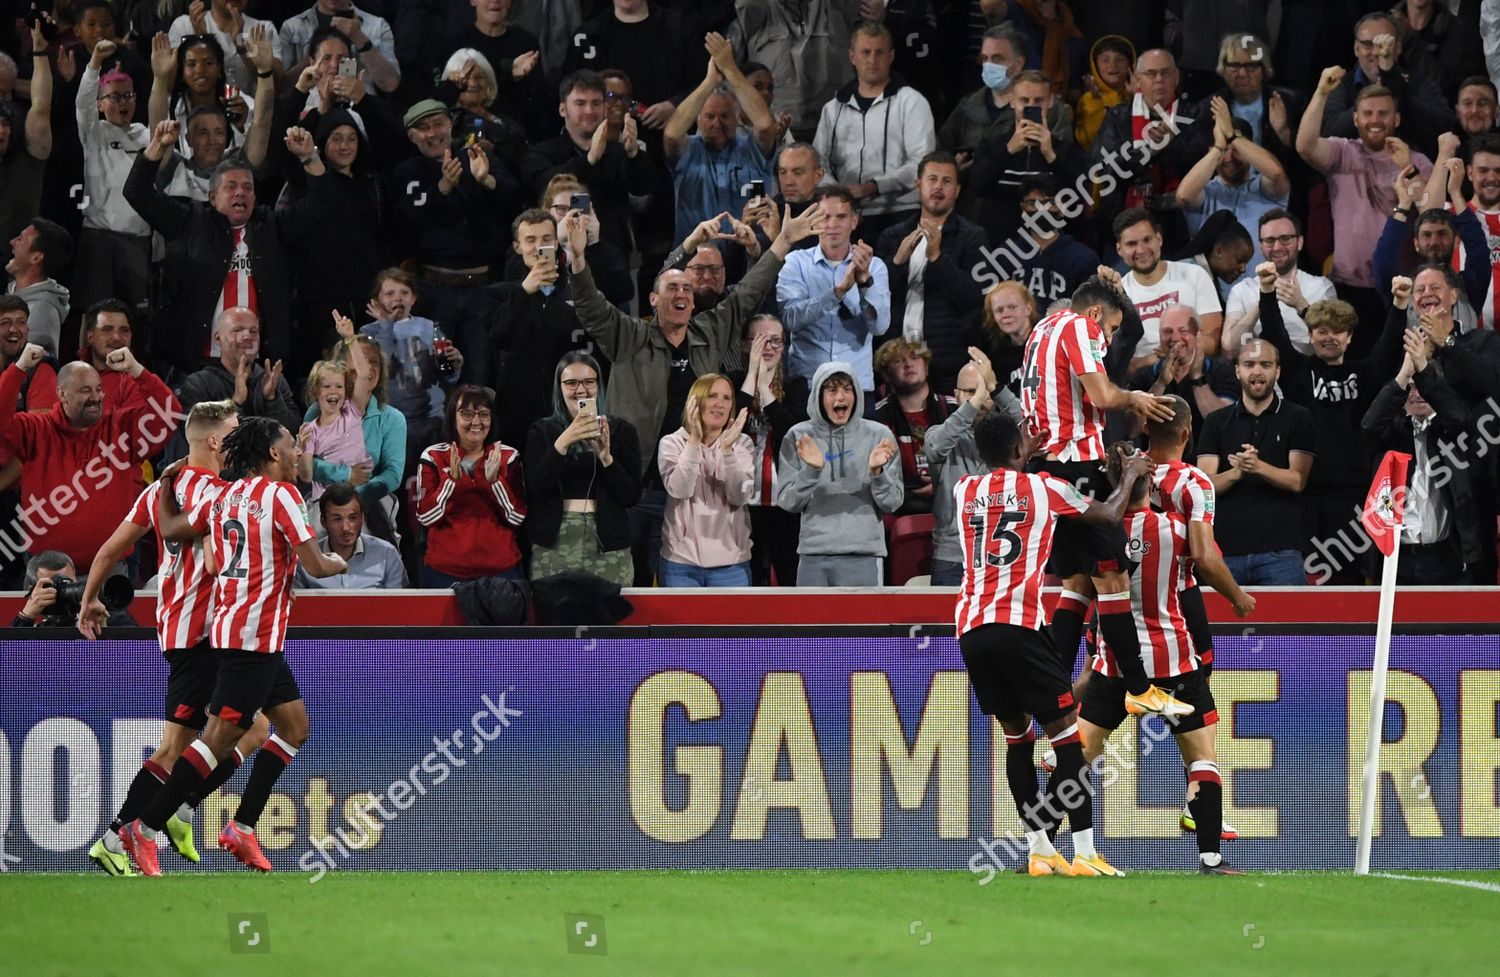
[3, 0, 1500, 599]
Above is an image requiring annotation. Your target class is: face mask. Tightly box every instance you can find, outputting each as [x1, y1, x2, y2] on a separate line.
[981, 63, 1011, 92]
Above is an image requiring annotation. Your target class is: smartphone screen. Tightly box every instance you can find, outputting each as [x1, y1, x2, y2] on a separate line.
[338, 57, 358, 79]
[570, 192, 592, 216]
[1022, 105, 1043, 125]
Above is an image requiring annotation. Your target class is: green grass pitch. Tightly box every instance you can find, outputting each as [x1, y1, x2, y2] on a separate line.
[4, 869, 1496, 976]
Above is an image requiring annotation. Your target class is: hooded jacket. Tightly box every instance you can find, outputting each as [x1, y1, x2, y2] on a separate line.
[1074, 34, 1135, 151]
[812, 75, 936, 217]
[775, 361, 904, 555]
[736, 0, 859, 135]
[9, 279, 71, 358]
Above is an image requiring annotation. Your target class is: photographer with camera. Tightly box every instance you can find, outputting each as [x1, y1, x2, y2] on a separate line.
[12, 551, 135, 627]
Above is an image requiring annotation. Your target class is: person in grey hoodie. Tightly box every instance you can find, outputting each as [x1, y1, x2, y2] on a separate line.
[924, 349, 1022, 587]
[776, 360, 903, 585]
[4, 218, 71, 358]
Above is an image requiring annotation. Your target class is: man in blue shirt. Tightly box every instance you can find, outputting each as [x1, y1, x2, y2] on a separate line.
[777, 186, 891, 397]
[295, 484, 407, 590]
[664, 32, 778, 243]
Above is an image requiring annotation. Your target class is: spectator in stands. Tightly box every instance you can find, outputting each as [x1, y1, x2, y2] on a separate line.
[980, 280, 1034, 400]
[415, 384, 524, 586]
[79, 300, 146, 411]
[1179, 215, 1255, 307]
[773, 142, 825, 218]
[996, 0, 1084, 96]
[168, 0, 286, 92]
[432, 49, 528, 171]
[3, 218, 70, 357]
[1090, 48, 1213, 249]
[294, 482, 406, 589]
[876, 151, 988, 391]
[1223, 209, 1337, 355]
[347, 268, 461, 477]
[1361, 343, 1486, 584]
[437, 0, 546, 138]
[1465, 136, 1500, 330]
[731, 315, 807, 586]
[741, 61, 792, 147]
[1373, 155, 1489, 331]
[10, 550, 135, 627]
[1209, 33, 1295, 159]
[318, 333, 407, 541]
[967, 68, 1085, 241]
[993, 178, 1098, 307]
[521, 70, 654, 254]
[1073, 34, 1134, 151]
[0, 296, 56, 413]
[1124, 304, 1235, 450]
[1454, 76, 1498, 139]
[0, 22, 53, 243]
[657, 373, 755, 586]
[778, 186, 888, 398]
[568, 201, 822, 585]
[812, 21, 936, 242]
[775, 361, 904, 586]
[296, 359, 368, 516]
[1115, 208, 1224, 369]
[154, 104, 244, 202]
[173, 307, 299, 455]
[925, 346, 1021, 587]
[1174, 100, 1290, 277]
[538, 175, 635, 305]
[1318, 11, 1457, 158]
[871, 339, 953, 516]
[525, 352, 640, 586]
[1196, 339, 1316, 586]
[279, 0, 400, 96]
[564, 0, 693, 129]
[664, 32, 777, 243]
[148, 32, 252, 153]
[937, 23, 1029, 187]
[1398, 264, 1500, 414]
[735, 0, 856, 140]
[0, 341, 179, 571]
[125, 121, 295, 374]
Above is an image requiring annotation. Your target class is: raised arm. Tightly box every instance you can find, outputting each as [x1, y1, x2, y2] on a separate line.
[1076, 451, 1153, 527]
[706, 31, 776, 156]
[1296, 66, 1344, 173]
[241, 24, 277, 170]
[147, 32, 176, 131]
[25, 23, 53, 159]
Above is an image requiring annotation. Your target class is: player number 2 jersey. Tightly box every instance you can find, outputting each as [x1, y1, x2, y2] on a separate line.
[954, 469, 1091, 636]
[125, 467, 224, 651]
[1021, 310, 1109, 463]
[1094, 509, 1199, 679]
[188, 476, 313, 653]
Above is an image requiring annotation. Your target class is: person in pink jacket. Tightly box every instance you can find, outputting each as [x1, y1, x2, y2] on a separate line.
[657, 373, 755, 586]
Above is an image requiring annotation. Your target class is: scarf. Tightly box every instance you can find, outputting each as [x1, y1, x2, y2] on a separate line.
[1126, 92, 1181, 209]
[1014, 0, 1083, 94]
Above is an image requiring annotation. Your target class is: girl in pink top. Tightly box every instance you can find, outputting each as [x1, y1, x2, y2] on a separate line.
[297, 360, 370, 504]
[657, 373, 755, 586]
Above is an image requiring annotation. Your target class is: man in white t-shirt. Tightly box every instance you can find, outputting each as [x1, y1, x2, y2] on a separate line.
[1114, 207, 1223, 370]
[1222, 208, 1336, 355]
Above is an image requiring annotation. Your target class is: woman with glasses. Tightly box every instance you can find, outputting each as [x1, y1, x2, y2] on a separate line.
[524, 352, 640, 586]
[415, 384, 526, 587]
[1209, 33, 1297, 165]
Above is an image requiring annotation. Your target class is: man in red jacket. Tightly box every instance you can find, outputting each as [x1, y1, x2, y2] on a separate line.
[0, 342, 181, 570]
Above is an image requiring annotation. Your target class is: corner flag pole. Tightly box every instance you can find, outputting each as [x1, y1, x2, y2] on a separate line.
[1354, 451, 1412, 876]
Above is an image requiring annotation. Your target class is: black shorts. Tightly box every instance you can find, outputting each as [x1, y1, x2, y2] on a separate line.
[959, 623, 1077, 725]
[163, 641, 217, 730]
[1028, 458, 1129, 579]
[209, 649, 302, 730]
[1080, 667, 1218, 734]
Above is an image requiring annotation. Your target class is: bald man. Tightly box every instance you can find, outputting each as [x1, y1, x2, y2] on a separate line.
[169, 307, 300, 462]
[0, 340, 180, 569]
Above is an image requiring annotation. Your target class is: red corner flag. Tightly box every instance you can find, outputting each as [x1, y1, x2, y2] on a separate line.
[1361, 451, 1412, 558]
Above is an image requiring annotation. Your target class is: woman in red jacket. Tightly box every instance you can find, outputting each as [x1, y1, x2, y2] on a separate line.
[414, 385, 526, 587]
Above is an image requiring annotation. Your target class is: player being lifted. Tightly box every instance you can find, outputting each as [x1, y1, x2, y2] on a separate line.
[119, 417, 347, 876]
[78, 401, 271, 876]
[1077, 442, 1246, 874]
[956, 412, 1153, 877]
[1145, 396, 1256, 839]
[1020, 272, 1186, 715]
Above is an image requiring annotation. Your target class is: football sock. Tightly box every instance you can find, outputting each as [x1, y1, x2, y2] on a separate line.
[1188, 761, 1224, 857]
[1050, 591, 1091, 676]
[1073, 827, 1098, 861]
[1043, 732, 1094, 838]
[110, 758, 169, 833]
[233, 735, 298, 830]
[188, 747, 246, 809]
[1003, 729, 1043, 833]
[1025, 830, 1059, 858]
[138, 741, 217, 834]
[1097, 591, 1151, 695]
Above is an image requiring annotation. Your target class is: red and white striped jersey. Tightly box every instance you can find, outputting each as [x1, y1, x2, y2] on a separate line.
[125, 467, 224, 651]
[1093, 509, 1199, 679]
[953, 469, 1091, 636]
[1457, 205, 1500, 331]
[188, 476, 312, 653]
[1152, 459, 1215, 525]
[1021, 310, 1109, 462]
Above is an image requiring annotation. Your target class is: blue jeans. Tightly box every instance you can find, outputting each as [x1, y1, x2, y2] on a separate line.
[1223, 549, 1306, 586]
[930, 559, 963, 587]
[659, 558, 751, 587]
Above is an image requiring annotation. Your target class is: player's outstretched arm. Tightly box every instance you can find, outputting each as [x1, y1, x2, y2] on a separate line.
[154, 466, 206, 543]
[1187, 521, 1256, 618]
[77, 520, 150, 639]
[1076, 451, 1153, 527]
[296, 539, 348, 578]
[1078, 371, 1176, 422]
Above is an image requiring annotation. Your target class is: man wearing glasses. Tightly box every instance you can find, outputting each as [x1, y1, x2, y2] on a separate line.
[1222, 209, 1336, 356]
[1317, 11, 1455, 159]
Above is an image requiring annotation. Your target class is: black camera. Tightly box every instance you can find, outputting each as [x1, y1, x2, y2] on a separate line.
[39, 574, 134, 627]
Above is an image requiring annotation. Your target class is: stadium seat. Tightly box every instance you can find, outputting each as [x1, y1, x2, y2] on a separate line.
[888, 513, 935, 585]
[903, 574, 932, 587]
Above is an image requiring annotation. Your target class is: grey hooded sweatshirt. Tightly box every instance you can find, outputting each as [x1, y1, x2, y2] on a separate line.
[923, 391, 1023, 566]
[10, 278, 71, 357]
[775, 361, 904, 555]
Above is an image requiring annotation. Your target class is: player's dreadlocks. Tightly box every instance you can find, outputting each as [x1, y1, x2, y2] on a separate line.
[220, 415, 284, 481]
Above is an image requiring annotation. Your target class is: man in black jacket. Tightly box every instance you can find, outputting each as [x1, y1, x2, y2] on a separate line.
[123, 121, 298, 379]
[875, 151, 987, 393]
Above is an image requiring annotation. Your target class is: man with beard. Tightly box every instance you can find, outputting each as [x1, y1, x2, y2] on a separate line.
[171, 308, 301, 462]
[0, 296, 56, 412]
[1195, 339, 1316, 585]
[1223, 209, 1336, 356]
[1461, 134, 1500, 330]
[876, 151, 988, 393]
[1115, 208, 1224, 372]
[4, 218, 71, 359]
[80, 300, 148, 411]
[1455, 77, 1499, 141]
[871, 339, 954, 516]
[1125, 305, 1235, 452]
[664, 32, 778, 244]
